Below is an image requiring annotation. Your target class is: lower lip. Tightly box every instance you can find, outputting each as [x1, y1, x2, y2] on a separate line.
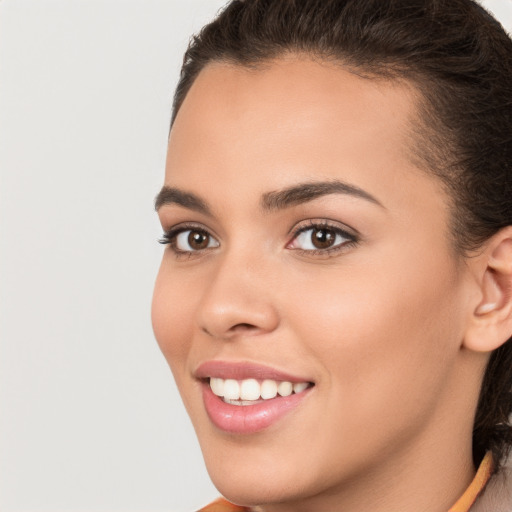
[201, 382, 312, 434]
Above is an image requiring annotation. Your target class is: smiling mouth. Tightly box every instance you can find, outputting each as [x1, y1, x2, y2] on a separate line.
[208, 377, 314, 405]
[198, 363, 315, 433]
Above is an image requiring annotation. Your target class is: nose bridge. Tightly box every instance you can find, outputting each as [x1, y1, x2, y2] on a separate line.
[197, 244, 279, 339]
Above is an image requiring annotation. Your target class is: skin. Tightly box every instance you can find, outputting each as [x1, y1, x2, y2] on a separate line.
[152, 56, 493, 512]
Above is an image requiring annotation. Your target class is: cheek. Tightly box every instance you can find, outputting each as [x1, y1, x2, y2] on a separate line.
[151, 259, 196, 373]
[284, 246, 465, 431]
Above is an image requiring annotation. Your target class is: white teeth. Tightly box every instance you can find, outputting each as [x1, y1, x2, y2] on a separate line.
[260, 379, 278, 399]
[293, 382, 308, 394]
[240, 378, 261, 401]
[209, 377, 310, 402]
[223, 379, 240, 400]
[224, 399, 257, 406]
[277, 381, 293, 397]
[210, 377, 224, 396]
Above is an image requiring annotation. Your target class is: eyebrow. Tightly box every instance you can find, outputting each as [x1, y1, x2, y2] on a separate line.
[154, 186, 212, 215]
[261, 180, 384, 210]
[154, 180, 383, 214]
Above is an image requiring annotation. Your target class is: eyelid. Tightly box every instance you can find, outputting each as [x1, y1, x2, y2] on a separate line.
[288, 218, 359, 239]
[160, 221, 218, 238]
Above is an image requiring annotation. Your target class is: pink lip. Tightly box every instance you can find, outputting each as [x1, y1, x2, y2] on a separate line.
[201, 383, 312, 434]
[196, 361, 314, 434]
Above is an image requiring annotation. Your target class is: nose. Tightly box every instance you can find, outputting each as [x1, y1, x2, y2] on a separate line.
[196, 252, 280, 340]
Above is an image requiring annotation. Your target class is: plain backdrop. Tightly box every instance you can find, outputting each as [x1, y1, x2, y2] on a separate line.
[0, 1, 511, 511]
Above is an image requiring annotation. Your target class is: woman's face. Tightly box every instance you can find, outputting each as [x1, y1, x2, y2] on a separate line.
[153, 57, 478, 508]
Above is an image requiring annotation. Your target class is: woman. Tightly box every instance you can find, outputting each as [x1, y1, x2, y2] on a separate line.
[152, 0, 512, 510]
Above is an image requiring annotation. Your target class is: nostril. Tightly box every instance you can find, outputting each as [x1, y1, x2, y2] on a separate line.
[197, 285, 280, 339]
[201, 323, 257, 338]
[231, 323, 258, 332]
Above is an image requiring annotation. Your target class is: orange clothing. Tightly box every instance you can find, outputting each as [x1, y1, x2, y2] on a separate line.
[198, 452, 494, 512]
[198, 499, 248, 512]
[448, 451, 493, 512]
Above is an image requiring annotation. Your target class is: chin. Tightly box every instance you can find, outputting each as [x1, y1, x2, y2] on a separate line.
[199, 433, 339, 509]
[208, 469, 309, 509]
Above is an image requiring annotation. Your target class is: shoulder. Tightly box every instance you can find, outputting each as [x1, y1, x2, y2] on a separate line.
[471, 454, 512, 512]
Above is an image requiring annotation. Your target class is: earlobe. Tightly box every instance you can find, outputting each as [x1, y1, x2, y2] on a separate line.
[463, 229, 512, 353]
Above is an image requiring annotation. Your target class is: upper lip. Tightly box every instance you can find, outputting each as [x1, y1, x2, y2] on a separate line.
[195, 360, 313, 383]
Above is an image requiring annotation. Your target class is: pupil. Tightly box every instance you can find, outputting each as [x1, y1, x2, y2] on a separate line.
[189, 231, 209, 249]
[312, 228, 335, 249]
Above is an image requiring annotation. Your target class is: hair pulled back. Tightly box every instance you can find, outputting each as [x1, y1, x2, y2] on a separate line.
[171, 0, 512, 471]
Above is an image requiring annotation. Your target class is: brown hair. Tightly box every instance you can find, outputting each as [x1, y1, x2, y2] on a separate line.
[170, 0, 512, 471]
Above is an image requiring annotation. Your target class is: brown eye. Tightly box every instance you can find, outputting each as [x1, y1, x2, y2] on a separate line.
[311, 228, 337, 249]
[188, 230, 210, 250]
[172, 228, 220, 252]
[287, 223, 356, 253]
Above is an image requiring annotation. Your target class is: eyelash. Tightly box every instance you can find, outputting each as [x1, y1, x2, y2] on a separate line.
[287, 220, 359, 257]
[159, 220, 359, 259]
[159, 222, 217, 259]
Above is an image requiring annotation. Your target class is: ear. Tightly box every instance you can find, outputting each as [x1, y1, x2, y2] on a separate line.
[463, 227, 512, 353]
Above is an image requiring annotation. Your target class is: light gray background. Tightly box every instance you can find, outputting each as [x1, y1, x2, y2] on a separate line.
[0, 1, 510, 511]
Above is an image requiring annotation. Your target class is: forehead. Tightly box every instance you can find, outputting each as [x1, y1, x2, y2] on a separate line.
[171, 56, 420, 141]
[165, 56, 444, 217]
